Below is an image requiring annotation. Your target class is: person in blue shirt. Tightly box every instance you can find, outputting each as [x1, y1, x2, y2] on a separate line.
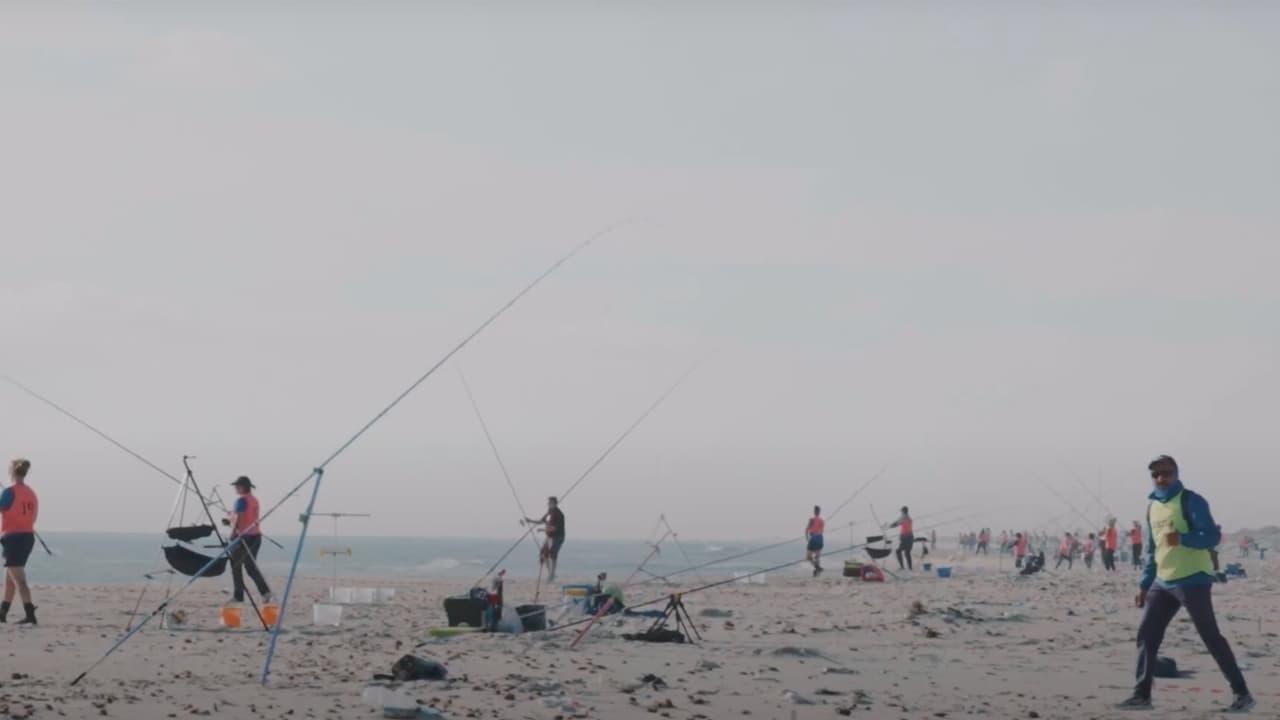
[1116, 455, 1253, 712]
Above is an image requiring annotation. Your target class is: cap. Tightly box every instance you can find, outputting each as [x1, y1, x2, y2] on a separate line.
[232, 476, 255, 489]
[1147, 455, 1178, 471]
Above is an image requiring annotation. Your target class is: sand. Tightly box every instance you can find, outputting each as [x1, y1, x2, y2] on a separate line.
[1, 552, 1276, 720]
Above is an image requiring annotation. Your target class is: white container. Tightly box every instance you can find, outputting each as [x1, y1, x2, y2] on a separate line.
[313, 602, 343, 626]
[375, 588, 397, 603]
[353, 587, 376, 604]
[733, 571, 768, 585]
[330, 587, 355, 603]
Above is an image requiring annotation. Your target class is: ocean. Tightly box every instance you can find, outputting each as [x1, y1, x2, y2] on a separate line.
[25, 531, 810, 587]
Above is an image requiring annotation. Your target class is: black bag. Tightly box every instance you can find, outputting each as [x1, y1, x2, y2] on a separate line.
[391, 654, 448, 681]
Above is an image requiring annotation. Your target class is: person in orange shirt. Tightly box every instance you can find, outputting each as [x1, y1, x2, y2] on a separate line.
[1013, 532, 1028, 568]
[805, 506, 825, 577]
[1102, 518, 1120, 571]
[1129, 521, 1144, 569]
[889, 506, 915, 570]
[1, 458, 39, 625]
[226, 476, 272, 605]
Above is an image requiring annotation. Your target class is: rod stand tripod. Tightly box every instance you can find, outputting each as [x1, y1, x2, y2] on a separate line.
[648, 593, 702, 644]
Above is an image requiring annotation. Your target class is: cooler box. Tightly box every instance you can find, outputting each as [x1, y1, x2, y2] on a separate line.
[561, 584, 594, 613]
[842, 561, 862, 578]
[444, 596, 486, 627]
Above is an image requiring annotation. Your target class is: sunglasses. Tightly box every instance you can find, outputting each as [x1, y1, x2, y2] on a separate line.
[1150, 469, 1176, 479]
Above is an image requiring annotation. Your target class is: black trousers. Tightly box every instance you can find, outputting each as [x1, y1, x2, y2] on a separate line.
[1101, 548, 1117, 571]
[896, 534, 915, 570]
[1135, 583, 1248, 698]
[230, 535, 270, 602]
[1131, 543, 1143, 568]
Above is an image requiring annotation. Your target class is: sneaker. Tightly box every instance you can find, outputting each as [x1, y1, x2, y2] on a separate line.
[1115, 695, 1152, 710]
[260, 592, 274, 605]
[1228, 693, 1255, 713]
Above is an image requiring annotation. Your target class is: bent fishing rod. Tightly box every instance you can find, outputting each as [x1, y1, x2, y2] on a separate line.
[471, 353, 707, 588]
[1059, 462, 1117, 519]
[1, 376, 286, 551]
[70, 225, 616, 687]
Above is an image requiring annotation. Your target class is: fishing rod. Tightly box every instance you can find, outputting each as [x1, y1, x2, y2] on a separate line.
[1, 376, 286, 551]
[1037, 476, 1104, 531]
[472, 353, 707, 588]
[659, 514, 705, 585]
[70, 225, 611, 687]
[826, 463, 890, 524]
[456, 368, 544, 567]
[1060, 462, 1116, 520]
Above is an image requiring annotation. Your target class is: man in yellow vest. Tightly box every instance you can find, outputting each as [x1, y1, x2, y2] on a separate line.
[1117, 455, 1252, 712]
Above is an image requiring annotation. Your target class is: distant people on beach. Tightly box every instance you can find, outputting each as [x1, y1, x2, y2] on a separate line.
[1, 458, 38, 625]
[1102, 518, 1119, 571]
[1055, 532, 1075, 570]
[805, 505, 825, 577]
[1129, 521, 1144, 568]
[1014, 532, 1028, 568]
[889, 506, 915, 570]
[1083, 533, 1096, 569]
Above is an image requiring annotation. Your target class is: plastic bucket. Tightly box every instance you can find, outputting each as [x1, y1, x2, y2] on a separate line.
[261, 603, 279, 627]
[313, 602, 343, 626]
[936, 567, 952, 579]
[922, 563, 933, 572]
[330, 587, 355, 603]
[220, 606, 242, 629]
[353, 588, 376, 604]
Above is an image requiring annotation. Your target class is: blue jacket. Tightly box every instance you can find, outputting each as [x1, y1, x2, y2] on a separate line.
[1140, 480, 1220, 591]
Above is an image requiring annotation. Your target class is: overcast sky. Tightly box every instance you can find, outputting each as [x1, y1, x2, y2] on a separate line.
[2, 4, 1277, 541]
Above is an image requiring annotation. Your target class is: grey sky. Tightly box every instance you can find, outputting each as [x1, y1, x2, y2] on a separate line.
[2, 4, 1277, 540]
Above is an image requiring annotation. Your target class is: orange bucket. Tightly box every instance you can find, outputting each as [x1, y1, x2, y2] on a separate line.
[220, 606, 242, 629]
[261, 603, 280, 628]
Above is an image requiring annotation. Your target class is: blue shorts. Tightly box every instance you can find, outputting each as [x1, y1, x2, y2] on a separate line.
[1, 533, 35, 568]
[807, 534, 824, 552]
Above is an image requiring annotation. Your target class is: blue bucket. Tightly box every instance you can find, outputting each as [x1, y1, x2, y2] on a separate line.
[936, 567, 952, 579]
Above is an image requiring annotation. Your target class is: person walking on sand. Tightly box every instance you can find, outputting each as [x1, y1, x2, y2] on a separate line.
[805, 506, 825, 577]
[226, 476, 272, 606]
[1083, 533, 1097, 570]
[1116, 455, 1253, 712]
[889, 506, 915, 570]
[1129, 521, 1144, 569]
[1103, 518, 1120, 572]
[525, 496, 566, 583]
[1, 459, 39, 625]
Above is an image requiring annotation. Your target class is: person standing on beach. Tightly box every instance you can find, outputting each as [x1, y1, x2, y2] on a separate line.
[889, 506, 915, 570]
[805, 506, 825, 577]
[1129, 521, 1144, 568]
[1055, 532, 1074, 569]
[1103, 518, 1120, 572]
[1083, 533, 1096, 570]
[1013, 532, 1028, 568]
[526, 496, 566, 583]
[0, 459, 38, 625]
[226, 476, 272, 605]
[1116, 455, 1253, 712]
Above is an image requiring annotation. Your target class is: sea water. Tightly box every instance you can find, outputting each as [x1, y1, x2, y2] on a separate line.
[29, 532, 802, 586]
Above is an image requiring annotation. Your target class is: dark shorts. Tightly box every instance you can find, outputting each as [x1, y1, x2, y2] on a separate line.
[807, 534, 824, 552]
[548, 535, 565, 560]
[1, 533, 35, 568]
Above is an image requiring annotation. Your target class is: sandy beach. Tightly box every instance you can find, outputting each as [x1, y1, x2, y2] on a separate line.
[2, 552, 1275, 720]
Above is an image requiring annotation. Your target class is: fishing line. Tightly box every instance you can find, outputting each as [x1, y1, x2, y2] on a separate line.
[69, 225, 615, 687]
[457, 367, 543, 566]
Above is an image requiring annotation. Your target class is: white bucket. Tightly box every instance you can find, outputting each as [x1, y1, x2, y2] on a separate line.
[352, 587, 376, 604]
[330, 587, 355, 603]
[733, 572, 768, 585]
[313, 602, 343, 626]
